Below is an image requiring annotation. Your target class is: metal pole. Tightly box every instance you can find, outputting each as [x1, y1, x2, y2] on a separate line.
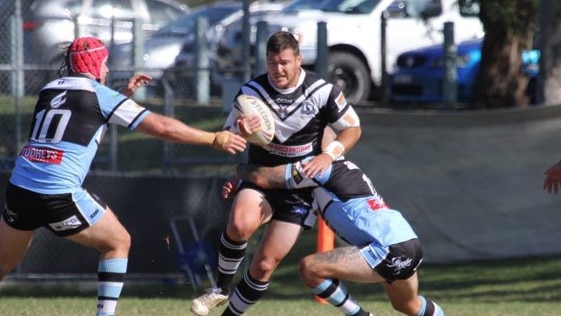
[315, 22, 328, 80]
[443, 21, 457, 109]
[380, 11, 388, 106]
[133, 18, 146, 101]
[195, 17, 210, 104]
[241, 0, 251, 82]
[536, 0, 549, 105]
[254, 21, 268, 77]
[13, 0, 23, 154]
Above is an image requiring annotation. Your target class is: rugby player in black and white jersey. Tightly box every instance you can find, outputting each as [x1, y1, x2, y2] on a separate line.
[0, 37, 246, 316]
[191, 31, 362, 316]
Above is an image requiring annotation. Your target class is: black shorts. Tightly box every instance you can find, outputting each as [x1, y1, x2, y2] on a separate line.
[240, 181, 315, 229]
[3, 182, 107, 237]
[374, 238, 423, 283]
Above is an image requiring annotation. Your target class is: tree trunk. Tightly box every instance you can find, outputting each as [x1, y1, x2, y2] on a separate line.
[537, 0, 561, 105]
[471, 0, 537, 109]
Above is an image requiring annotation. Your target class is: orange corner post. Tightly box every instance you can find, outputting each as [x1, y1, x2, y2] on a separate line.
[315, 217, 335, 304]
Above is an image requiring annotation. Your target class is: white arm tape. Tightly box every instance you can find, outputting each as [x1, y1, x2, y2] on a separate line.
[330, 107, 360, 132]
[323, 140, 345, 161]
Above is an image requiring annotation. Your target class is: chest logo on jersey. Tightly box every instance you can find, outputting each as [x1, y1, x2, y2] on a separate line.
[274, 98, 315, 119]
[20, 146, 64, 164]
[265, 143, 313, 158]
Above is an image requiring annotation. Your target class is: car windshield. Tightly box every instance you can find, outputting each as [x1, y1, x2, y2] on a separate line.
[281, 0, 381, 14]
[154, 6, 239, 36]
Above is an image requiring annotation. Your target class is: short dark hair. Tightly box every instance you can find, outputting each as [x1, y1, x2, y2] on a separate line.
[266, 31, 300, 56]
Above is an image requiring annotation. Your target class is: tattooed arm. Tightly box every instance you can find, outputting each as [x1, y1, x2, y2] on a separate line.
[235, 160, 326, 190]
[235, 163, 288, 189]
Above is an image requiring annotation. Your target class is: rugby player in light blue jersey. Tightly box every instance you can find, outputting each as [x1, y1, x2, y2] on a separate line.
[0, 37, 246, 316]
[227, 159, 445, 316]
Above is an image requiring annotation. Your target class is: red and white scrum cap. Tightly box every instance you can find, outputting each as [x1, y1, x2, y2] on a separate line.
[69, 37, 109, 80]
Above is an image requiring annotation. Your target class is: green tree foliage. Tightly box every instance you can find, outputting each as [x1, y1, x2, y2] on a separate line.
[467, 0, 538, 108]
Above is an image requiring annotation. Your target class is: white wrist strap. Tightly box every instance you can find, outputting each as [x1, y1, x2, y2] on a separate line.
[323, 140, 345, 161]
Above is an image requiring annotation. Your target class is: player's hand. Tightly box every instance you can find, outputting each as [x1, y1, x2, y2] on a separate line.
[222, 178, 239, 199]
[237, 114, 261, 138]
[543, 161, 561, 194]
[213, 131, 247, 154]
[121, 74, 152, 97]
[301, 154, 333, 179]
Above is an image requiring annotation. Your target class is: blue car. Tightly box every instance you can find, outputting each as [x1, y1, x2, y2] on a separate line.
[389, 38, 540, 104]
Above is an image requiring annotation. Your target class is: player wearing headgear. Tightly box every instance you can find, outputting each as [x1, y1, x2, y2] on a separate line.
[0, 37, 246, 316]
[226, 159, 446, 316]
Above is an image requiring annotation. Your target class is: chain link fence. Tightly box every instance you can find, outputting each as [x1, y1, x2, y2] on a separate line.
[0, 0, 249, 175]
[0, 0, 249, 282]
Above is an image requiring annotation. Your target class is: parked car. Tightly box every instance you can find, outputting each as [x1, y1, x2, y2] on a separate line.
[22, 0, 189, 65]
[109, 1, 246, 97]
[212, 0, 483, 104]
[170, 1, 287, 97]
[0, 0, 190, 94]
[389, 38, 540, 104]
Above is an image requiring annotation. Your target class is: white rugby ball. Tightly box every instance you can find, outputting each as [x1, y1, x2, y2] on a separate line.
[234, 94, 275, 146]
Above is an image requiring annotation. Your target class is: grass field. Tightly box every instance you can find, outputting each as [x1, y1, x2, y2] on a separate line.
[1, 98, 560, 315]
[1, 252, 560, 316]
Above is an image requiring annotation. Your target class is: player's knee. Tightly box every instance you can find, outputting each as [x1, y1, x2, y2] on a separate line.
[226, 221, 259, 241]
[298, 255, 320, 285]
[101, 229, 131, 254]
[251, 256, 281, 280]
[117, 230, 132, 251]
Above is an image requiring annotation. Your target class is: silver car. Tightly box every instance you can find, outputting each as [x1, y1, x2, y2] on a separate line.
[0, 0, 189, 94]
[170, 1, 288, 97]
[108, 1, 244, 98]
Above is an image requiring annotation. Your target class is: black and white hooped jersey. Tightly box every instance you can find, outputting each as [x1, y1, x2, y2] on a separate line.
[224, 69, 359, 166]
[9, 76, 150, 194]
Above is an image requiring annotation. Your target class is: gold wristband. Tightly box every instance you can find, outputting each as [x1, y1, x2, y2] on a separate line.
[200, 131, 216, 146]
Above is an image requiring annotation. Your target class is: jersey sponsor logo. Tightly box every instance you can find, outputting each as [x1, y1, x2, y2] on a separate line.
[290, 163, 304, 185]
[90, 208, 100, 219]
[366, 198, 387, 211]
[275, 97, 293, 105]
[20, 146, 64, 164]
[48, 215, 83, 232]
[265, 142, 313, 158]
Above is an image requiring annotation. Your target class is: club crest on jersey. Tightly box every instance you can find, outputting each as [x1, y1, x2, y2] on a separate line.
[301, 102, 315, 115]
[278, 106, 288, 119]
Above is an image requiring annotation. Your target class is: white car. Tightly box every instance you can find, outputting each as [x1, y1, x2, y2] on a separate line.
[226, 0, 484, 104]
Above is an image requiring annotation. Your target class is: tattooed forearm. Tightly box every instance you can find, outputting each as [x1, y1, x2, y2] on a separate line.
[235, 163, 288, 189]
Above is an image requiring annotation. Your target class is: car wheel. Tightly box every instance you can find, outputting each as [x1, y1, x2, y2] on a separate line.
[328, 51, 371, 104]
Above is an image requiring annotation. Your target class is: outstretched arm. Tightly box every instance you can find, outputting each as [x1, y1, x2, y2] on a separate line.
[137, 112, 246, 154]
